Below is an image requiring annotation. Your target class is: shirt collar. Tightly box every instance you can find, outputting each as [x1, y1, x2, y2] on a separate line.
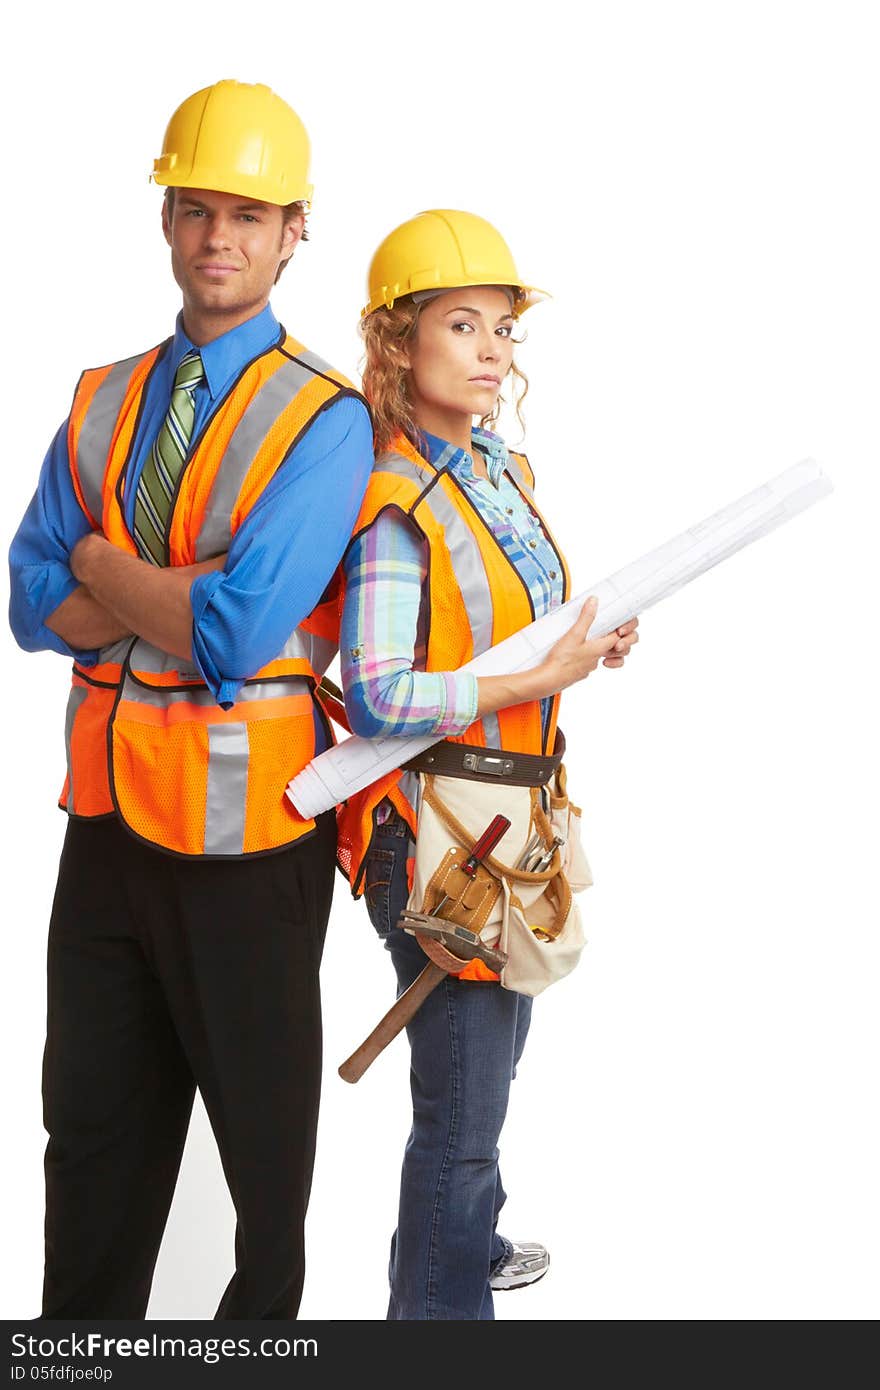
[419, 425, 511, 489]
[170, 303, 282, 400]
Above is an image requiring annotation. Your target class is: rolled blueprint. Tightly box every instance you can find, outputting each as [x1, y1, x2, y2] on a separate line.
[287, 459, 832, 818]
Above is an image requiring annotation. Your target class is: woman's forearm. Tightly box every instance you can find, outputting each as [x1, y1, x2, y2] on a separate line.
[476, 603, 637, 714]
[474, 668, 549, 718]
[345, 661, 479, 739]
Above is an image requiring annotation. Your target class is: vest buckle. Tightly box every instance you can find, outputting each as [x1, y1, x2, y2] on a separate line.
[462, 753, 514, 777]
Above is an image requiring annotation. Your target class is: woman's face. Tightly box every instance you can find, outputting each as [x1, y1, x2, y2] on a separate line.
[404, 286, 517, 431]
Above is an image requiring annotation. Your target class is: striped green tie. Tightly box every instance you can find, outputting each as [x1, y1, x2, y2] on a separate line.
[133, 350, 205, 566]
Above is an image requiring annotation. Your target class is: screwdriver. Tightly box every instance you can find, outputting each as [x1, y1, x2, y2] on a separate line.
[432, 813, 511, 918]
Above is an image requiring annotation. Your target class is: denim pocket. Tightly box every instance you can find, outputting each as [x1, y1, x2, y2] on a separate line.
[377, 803, 410, 837]
[364, 847, 396, 937]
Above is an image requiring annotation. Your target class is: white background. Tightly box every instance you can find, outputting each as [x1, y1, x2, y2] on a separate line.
[1, 0, 877, 1322]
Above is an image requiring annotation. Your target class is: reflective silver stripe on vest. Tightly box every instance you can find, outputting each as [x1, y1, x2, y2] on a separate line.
[290, 347, 343, 379]
[286, 629, 336, 678]
[130, 636, 312, 678]
[63, 685, 89, 811]
[418, 483, 494, 658]
[480, 710, 502, 747]
[374, 450, 435, 488]
[375, 452, 494, 656]
[278, 628, 316, 665]
[506, 451, 534, 498]
[312, 633, 336, 678]
[124, 639, 317, 708]
[129, 638, 325, 691]
[130, 631, 326, 680]
[494, 450, 558, 744]
[121, 675, 311, 710]
[97, 636, 136, 665]
[377, 451, 499, 738]
[195, 356, 331, 561]
[76, 353, 149, 524]
[127, 640, 200, 677]
[204, 724, 249, 854]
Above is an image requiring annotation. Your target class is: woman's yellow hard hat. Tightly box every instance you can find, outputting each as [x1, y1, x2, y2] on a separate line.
[363, 210, 547, 318]
[152, 80, 312, 208]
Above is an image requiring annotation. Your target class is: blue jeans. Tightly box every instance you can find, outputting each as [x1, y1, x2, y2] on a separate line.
[363, 808, 532, 1320]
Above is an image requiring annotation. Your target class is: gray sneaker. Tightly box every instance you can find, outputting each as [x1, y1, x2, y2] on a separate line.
[489, 1240, 550, 1291]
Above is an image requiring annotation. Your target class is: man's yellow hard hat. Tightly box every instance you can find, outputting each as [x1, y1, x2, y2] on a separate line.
[363, 209, 547, 318]
[152, 80, 312, 207]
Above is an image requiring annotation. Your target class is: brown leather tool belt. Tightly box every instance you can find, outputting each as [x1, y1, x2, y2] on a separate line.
[402, 729, 565, 787]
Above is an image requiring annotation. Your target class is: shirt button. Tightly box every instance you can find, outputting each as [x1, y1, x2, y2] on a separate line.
[529, 540, 537, 549]
[549, 570, 557, 579]
[506, 508, 514, 515]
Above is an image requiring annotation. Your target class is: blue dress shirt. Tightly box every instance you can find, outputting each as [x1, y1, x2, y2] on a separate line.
[9, 305, 374, 725]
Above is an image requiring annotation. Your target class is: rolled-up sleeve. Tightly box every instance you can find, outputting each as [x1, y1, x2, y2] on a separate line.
[340, 508, 479, 738]
[190, 395, 374, 708]
[8, 424, 97, 661]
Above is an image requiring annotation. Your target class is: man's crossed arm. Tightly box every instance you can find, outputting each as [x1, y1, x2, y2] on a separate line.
[47, 533, 224, 662]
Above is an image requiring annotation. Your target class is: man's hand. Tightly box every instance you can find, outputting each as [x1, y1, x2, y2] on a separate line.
[69, 530, 111, 585]
[45, 583, 133, 651]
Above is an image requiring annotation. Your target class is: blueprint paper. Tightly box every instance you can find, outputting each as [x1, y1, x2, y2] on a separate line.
[287, 460, 832, 818]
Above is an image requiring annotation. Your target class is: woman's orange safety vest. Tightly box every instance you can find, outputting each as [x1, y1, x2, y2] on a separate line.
[336, 432, 571, 980]
[61, 331, 363, 858]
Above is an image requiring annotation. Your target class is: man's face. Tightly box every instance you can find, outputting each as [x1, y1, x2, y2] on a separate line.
[163, 188, 302, 337]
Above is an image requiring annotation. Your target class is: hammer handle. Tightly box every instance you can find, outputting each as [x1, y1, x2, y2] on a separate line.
[338, 961, 447, 1084]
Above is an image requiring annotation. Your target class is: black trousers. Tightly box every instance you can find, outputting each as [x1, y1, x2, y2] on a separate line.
[40, 811, 336, 1320]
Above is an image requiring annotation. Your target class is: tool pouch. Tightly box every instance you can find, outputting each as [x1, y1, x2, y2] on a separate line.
[408, 766, 592, 996]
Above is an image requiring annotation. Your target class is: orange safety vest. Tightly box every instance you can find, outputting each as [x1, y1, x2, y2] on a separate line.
[60, 330, 364, 858]
[336, 432, 571, 978]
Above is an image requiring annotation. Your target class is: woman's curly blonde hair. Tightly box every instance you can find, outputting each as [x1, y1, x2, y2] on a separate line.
[360, 297, 529, 453]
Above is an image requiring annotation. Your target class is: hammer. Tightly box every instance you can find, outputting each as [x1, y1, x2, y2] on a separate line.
[339, 814, 511, 1084]
[338, 919, 508, 1083]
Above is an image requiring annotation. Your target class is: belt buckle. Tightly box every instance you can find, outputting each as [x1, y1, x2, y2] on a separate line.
[462, 753, 514, 777]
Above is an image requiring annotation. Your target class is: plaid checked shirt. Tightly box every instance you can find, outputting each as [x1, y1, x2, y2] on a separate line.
[340, 427, 565, 740]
